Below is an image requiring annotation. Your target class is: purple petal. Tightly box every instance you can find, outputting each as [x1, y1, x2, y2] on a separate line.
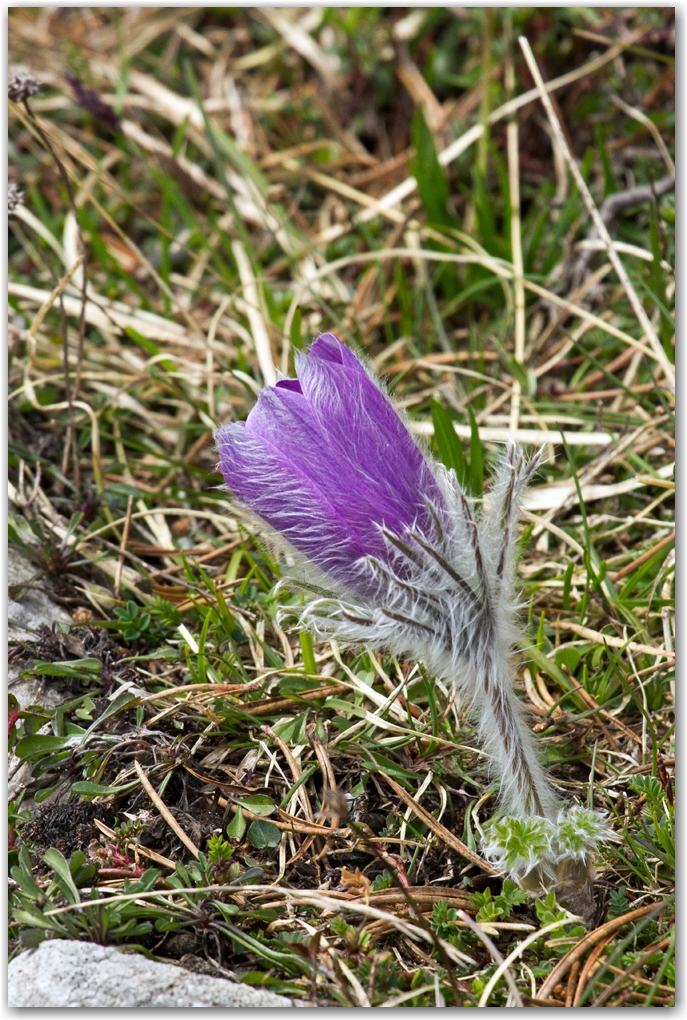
[216, 415, 378, 591]
[308, 332, 346, 364]
[216, 334, 445, 595]
[295, 339, 444, 521]
[275, 378, 302, 393]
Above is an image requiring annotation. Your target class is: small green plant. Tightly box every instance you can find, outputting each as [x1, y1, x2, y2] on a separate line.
[624, 774, 675, 878]
[206, 833, 233, 862]
[607, 886, 630, 919]
[370, 869, 394, 891]
[148, 596, 183, 635]
[534, 891, 585, 940]
[470, 879, 528, 922]
[113, 600, 151, 641]
[112, 815, 147, 852]
[430, 900, 463, 947]
[329, 915, 372, 956]
[10, 847, 159, 948]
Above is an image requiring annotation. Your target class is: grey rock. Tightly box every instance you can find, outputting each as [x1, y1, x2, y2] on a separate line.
[9, 666, 69, 712]
[8, 584, 75, 804]
[8, 939, 297, 1007]
[9, 546, 71, 643]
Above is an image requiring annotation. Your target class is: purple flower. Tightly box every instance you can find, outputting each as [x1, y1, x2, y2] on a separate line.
[215, 337, 612, 886]
[215, 333, 445, 597]
[216, 335, 556, 818]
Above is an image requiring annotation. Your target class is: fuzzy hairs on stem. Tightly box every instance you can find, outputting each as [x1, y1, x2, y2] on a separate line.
[287, 442, 559, 822]
[216, 334, 613, 902]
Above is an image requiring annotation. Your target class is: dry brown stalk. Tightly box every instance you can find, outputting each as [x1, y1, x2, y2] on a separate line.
[379, 772, 498, 875]
[349, 886, 474, 911]
[236, 683, 352, 716]
[591, 937, 670, 1006]
[538, 900, 670, 999]
[566, 958, 581, 1007]
[572, 939, 608, 1006]
[610, 530, 675, 582]
[306, 717, 337, 791]
[553, 621, 674, 660]
[219, 799, 350, 839]
[134, 759, 200, 858]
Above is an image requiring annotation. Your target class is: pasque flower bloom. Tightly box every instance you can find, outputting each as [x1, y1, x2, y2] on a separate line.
[216, 333, 444, 597]
[215, 333, 610, 889]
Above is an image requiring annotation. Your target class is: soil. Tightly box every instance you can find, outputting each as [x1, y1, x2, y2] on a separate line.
[20, 801, 106, 854]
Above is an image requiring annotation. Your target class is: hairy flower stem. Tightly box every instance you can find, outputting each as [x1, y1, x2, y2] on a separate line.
[216, 335, 613, 902]
[479, 652, 558, 821]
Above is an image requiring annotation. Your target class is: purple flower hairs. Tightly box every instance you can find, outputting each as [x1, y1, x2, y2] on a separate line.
[216, 333, 611, 892]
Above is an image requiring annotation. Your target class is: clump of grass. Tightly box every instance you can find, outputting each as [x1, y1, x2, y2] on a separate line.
[9, 6, 674, 1006]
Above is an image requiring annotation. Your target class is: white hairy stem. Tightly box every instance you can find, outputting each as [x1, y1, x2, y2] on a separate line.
[283, 442, 560, 821]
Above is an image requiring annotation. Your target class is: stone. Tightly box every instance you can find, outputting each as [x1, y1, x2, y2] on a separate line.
[9, 666, 69, 713]
[8, 546, 76, 803]
[9, 546, 72, 643]
[8, 939, 298, 1007]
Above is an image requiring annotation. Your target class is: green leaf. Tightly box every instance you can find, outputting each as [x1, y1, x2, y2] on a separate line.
[660, 202, 675, 224]
[11, 848, 42, 899]
[431, 399, 468, 487]
[13, 907, 62, 931]
[71, 780, 139, 797]
[123, 327, 177, 372]
[290, 308, 302, 351]
[508, 357, 537, 398]
[410, 110, 453, 228]
[236, 794, 276, 817]
[363, 753, 420, 782]
[82, 690, 139, 739]
[43, 848, 80, 904]
[170, 113, 190, 156]
[526, 645, 576, 694]
[278, 763, 320, 810]
[476, 898, 502, 923]
[28, 659, 103, 678]
[278, 675, 322, 693]
[555, 647, 581, 674]
[211, 122, 269, 197]
[273, 714, 308, 745]
[213, 900, 241, 920]
[247, 819, 282, 849]
[63, 511, 84, 546]
[15, 734, 71, 760]
[299, 631, 317, 675]
[19, 928, 47, 948]
[226, 805, 246, 839]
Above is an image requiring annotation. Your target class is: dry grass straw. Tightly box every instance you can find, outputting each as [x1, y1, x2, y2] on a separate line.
[519, 35, 674, 389]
